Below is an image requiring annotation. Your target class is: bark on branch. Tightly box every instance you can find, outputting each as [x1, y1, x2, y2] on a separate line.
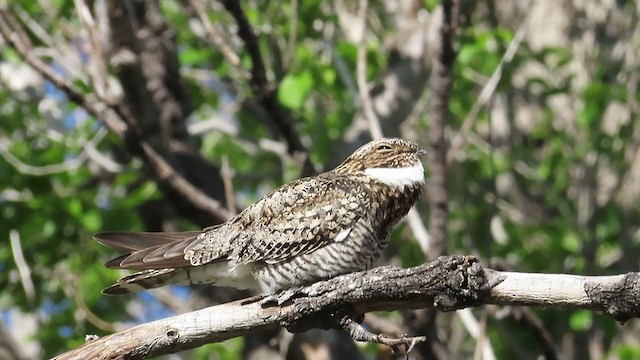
[54, 255, 640, 360]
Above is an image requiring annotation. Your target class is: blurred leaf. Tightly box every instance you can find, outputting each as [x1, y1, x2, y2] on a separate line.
[569, 310, 593, 331]
[278, 71, 314, 110]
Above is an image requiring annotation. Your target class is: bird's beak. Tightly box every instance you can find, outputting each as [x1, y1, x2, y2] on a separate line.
[417, 148, 428, 157]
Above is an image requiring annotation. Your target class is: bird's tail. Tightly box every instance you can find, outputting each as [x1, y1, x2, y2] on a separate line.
[102, 268, 189, 295]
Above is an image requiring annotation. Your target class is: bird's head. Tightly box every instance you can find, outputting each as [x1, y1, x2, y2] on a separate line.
[334, 138, 426, 188]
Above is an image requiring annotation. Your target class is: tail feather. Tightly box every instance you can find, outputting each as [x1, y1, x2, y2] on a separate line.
[95, 232, 200, 270]
[95, 231, 200, 252]
[102, 268, 188, 295]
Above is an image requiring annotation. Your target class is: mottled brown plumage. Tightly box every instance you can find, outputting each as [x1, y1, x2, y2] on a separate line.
[97, 138, 426, 295]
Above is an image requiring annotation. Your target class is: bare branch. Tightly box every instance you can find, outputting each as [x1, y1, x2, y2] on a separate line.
[221, 0, 314, 176]
[140, 143, 233, 221]
[340, 316, 426, 355]
[13, 4, 89, 85]
[9, 230, 35, 305]
[356, 0, 383, 140]
[490, 270, 640, 322]
[220, 155, 237, 215]
[55, 256, 640, 359]
[457, 308, 496, 360]
[406, 208, 431, 254]
[189, 0, 248, 77]
[283, 0, 298, 70]
[73, 0, 112, 102]
[497, 306, 559, 360]
[0, 128, 108, 176]
[71, 276, 122, 333]
[427, 1, 458, 260]
[447, 23, 527, 164]
[0, 8, 128, 136]
[2, 4, 232, 225]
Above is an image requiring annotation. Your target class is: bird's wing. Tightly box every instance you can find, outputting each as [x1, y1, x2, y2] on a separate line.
[96, 230, 216, 269]
[186, 173, 372, 266]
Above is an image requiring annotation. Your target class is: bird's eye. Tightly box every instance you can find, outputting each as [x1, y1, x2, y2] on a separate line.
[377, 144, 393, 151]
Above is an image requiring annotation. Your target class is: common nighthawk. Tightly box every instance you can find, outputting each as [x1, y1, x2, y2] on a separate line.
[97, 138, 426, 295]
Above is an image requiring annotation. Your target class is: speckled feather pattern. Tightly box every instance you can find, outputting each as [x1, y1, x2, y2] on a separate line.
[96, 138, 426, 295]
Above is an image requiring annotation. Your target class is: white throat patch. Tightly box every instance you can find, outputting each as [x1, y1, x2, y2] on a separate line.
[365, 163, 425, 188]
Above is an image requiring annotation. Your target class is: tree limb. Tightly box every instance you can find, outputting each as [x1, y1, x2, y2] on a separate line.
[54, 255, 640, 360]
[428, 0, 458, 260]
[356, 0, 384, 140]
[1, 3, 231, 226]
[221, 0, 314, 177]
[0, 7, 128, 136]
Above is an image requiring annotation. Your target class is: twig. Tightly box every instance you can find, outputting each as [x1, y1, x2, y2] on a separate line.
[151, 288, 196, 315]
[325, 32, 358, 99]
[220, 0, 267, 94]
[140, 143, 233, 221]
[457, 308, 496, 360]
[0, 128, 108, 176]
[283, 0, 298, 70]
[72, 276, 121, 333]
[85, 144, 123, 173]
[74, 0, 112, 102]
[447, 24, 527, 164]
[499, 306, 558, 360]
[221, 0, 314, 176]
[13, 4, 88, 84]
[407, 208, 431, 255]
[9, 230, 35, 304]
[340, 316, 426, 356]
[0, 8, 128, 136]
[363, 313, 407, 336]
[356, 0, 383, 140]
[189, 0, 248, 77]
[220, 155, 237, 215]
[3, 5, 230, 223]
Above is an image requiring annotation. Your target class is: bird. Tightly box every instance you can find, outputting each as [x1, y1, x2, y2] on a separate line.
[96, 138, 426, 295]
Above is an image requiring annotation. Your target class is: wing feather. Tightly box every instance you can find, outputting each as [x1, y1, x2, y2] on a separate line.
[186, 173, 370, 266]
[99, 174, 371, 270]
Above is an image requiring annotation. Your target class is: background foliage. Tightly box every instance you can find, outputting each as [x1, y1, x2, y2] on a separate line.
[1, 0, 639, 359]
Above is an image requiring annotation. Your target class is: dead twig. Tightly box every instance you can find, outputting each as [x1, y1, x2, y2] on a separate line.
[447, 24, 527, 164]
[0, 8, 128, 136]
[189, 0, 248, 77]
[9, 230, 35, 304]
[0, 128, 108, 176]
[220, 155, 237, 215]
[340, 315, 426, 356]
[356, 0, 383, 140]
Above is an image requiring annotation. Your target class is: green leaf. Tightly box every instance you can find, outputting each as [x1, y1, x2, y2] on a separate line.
[561, 231, 580, 252]
[569, 310, 592, 331]
[278, 71, 314, 110]
[179, 48, 214, 66]
[81, 211, 102, 232]
[617, 343, 640, 360]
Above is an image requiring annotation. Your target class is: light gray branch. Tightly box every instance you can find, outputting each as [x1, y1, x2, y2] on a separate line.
[53, 256, 640, 360]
